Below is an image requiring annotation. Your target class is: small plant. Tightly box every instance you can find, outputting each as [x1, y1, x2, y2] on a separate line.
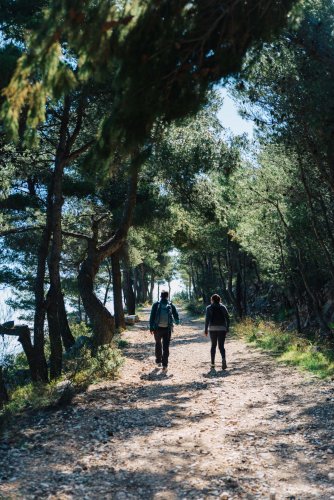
[117, 339, 129, 349]
[70, 321, 92, 339]
[235, 318, 334, 378]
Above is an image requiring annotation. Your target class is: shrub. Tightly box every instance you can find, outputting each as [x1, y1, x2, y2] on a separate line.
[235, 318, 334, 378]
[185, 300, 205, 316]
[1, 342, 124, 430]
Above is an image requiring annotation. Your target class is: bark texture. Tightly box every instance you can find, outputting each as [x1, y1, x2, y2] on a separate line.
[78, 156, 141, 345]
[112, 251, 126, 329]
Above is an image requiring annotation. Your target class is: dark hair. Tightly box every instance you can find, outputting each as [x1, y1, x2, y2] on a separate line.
[211, 294, 221, 304]
[161, 290, 169, 299]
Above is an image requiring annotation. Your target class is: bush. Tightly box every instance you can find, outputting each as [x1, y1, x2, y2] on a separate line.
[172, 291, 190, 304]
[0, 381, 60, 428]
[70, 321, 93, 339]
[185, 300, 205, 316]
[1, 342, 124, 430]
[63, 344, 124, 388]
[235, 318, 334, 378]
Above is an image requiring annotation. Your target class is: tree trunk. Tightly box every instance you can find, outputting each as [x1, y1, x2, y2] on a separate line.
[294, 299, 302, 334]
[17, 326, 38, 380]
[46, 296, 63, 379]
[216, 252, 235, 307]
[236, 271, 243, 319]
[78, 255, 115, 346]
[0, 325, 38, 381]
[112, 251, 126, 329]
[148, 273, 154, 303]
[78, 155, 140, 345]
[123, 267, 136, 315]
[103, 260, 112, 306]
[78, 294, 82, 322]
[298, 158, 334, 280]
[58, 292, 75, 350]
[46, 158, 67, 378]
[122, 243, 136, 314]
[0, 367, 9, 409]
[33, 191, 52, 382]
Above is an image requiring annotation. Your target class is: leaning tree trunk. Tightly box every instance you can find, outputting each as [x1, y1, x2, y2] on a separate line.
[0, 323, 37, 381]
[112, 251, 126, 330]
[78, 255, 115, 346]
[78, 156, 141, 345]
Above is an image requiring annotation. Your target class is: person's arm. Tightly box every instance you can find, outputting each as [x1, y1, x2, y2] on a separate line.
[149, 303, 158, 332]
[171, 304, 179, 324]
[204, 307, 210, 336]
[223, 305, 230, 331]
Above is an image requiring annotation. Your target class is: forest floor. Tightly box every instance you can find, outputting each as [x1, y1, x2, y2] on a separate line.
[0, 310, 334, 499]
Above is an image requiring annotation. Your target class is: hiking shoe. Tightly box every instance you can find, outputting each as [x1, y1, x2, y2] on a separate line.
[162, 366, 168, 373]
[156, 362, 162, 368]
[222, 358, 227, 370]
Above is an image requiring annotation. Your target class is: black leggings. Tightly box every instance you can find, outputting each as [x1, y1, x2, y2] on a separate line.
[209, 331, 226, 364]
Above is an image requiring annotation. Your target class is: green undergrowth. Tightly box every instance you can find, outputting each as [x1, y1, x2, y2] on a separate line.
[234, 318, 334, 379]
[185, 299, 206, 317]
[1, 327, 125, 430]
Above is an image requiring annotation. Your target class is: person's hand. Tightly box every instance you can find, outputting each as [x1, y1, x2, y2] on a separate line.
[204, 330, 208, 337]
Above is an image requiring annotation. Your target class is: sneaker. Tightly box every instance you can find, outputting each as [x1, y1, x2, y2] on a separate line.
[210, 364, 215, 370]
[162, 366, 168, 373]
[156, 362, 162, 368]
[222, 358, 227, 370]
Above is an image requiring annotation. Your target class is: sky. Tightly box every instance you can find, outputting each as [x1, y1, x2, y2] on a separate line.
[217, 88, 254, 137]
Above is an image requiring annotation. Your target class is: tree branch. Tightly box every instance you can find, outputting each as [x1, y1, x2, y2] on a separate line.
[0, 226, 44, 237]
[65, 140, 95, 163]
[62, 230, 91, 241]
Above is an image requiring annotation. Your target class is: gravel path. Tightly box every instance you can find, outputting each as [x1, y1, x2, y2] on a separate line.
[0, 310, 334, 499]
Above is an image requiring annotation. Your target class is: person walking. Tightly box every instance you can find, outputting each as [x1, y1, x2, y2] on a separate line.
[149, 290, 179, 373]
[204, 294, 230, 370]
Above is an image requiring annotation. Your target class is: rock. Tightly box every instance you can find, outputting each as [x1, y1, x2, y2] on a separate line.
[125, 316, 136, 325]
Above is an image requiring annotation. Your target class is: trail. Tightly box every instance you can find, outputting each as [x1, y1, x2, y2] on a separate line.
[1, 310, 334, 499]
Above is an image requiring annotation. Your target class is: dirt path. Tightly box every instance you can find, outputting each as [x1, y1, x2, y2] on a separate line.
[1, 310, 334, 499]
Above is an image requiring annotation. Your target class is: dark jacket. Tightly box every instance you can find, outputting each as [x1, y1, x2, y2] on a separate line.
[149, 300, 179, 331]
[205, 303, 230, 332]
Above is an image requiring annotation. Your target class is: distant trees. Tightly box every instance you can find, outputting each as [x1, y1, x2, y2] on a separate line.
[227, 0, 334, 335]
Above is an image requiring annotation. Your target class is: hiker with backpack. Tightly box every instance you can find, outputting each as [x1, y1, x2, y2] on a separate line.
[205, 294, 230, 370]
[149, 290, 180, 373]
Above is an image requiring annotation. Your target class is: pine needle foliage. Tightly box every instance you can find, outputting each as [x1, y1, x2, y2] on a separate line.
[2, 0, 298, 155]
